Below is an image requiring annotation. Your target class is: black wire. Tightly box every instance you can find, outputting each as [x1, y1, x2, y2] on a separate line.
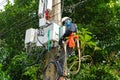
[24, 46, 46, 66]
[0, 15, 38, 38]
[43, 61, 60, 80]
[65, 0, 86, 12]
[12, 18, 39, 35]
[0, 7, 38, 35]
[37, 35, 46, 47]
[61, 0, 64, 17]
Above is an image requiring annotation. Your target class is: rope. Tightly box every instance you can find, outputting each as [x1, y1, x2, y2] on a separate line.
[63, 41, 68, 76]
[68, 39, 81, 74]
[60, 38, 81, 75]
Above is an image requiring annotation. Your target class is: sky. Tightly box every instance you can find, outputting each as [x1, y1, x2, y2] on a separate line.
[0, 0, 14, 10]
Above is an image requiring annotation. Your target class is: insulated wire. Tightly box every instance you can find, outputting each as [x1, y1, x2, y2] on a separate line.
[61, 0, 64, 17]
[68, 0, 86, 8]
[0, 15, 38, 38]
[24, 46, 46, 66]
[43, 61, 62, 80]
[1, 18, 39, 40]
[63, 0, 87, 20]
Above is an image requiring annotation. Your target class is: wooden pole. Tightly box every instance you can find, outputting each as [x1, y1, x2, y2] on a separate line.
[50, 0, 61, 25]
[43, 0, 61, 80]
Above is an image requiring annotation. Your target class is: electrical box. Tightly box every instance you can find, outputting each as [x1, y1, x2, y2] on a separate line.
[47, 0, 52, 10]
[38, 0, 52, 17]
[25, 23, 66, 47]
[38, 0, 44, 17]
[25, 28, 36, 46]
[39, 18, 46, 27]
[36, 23, 65, 46]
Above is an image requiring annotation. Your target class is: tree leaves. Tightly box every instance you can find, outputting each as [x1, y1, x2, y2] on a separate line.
[78, 28, 97, 49]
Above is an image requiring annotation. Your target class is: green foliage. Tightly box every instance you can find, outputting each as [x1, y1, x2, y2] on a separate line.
[70, 64, 120, 80]
[23, 66, 37, 80]
[0, 64, 10, 80]
[77, 28, 101, 56]
[8, 53, 25, 80]
[78, 28, 96, 48]
[0, 40, 9, 63]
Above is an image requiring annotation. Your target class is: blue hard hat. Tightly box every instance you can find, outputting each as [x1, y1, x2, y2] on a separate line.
[65, 20, 71, 27]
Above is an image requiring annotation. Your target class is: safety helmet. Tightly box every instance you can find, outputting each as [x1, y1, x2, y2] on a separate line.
[62, 17, 72, 25]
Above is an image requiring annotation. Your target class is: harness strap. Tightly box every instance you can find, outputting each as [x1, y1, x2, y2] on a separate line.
[48, 29, 51, 51]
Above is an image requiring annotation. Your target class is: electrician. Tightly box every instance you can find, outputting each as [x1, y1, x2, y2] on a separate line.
[57, 17, 78, 77]
[59, 17, 77, 47]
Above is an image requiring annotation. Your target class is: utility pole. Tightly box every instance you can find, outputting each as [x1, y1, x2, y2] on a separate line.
[25, 0, 62, 79]
[51, 0, 61, 25]
[43, 0, 62, 80]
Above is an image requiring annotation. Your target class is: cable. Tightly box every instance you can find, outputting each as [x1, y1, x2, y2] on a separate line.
[0, 2, 37, 37]
[61, 0, 64, 17]
[69, 0, 86, 8]
[24, 46, 46, 66]
[12, 18, 39, 34]
[64, 0, 87, 13]
[37, 35, 46, 47]
[0, 15, 38, 38]
[43, 60, 66, 80]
